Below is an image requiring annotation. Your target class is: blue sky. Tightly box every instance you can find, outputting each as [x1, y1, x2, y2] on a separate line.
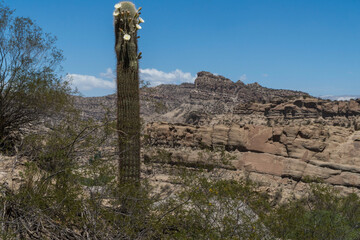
[6, 0, 360, 97]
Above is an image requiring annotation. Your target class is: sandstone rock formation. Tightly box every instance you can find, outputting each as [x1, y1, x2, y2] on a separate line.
[235, 98, 360, 122]
[145, 122, 360, 183]
[72, 71, 360, 202]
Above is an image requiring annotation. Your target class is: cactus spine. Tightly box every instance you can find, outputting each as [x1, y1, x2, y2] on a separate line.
[114, 1, 142, 184]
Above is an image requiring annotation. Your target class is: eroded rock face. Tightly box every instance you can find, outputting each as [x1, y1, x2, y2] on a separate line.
[234, 98, 360, 120]
[145, 122, 360, 164]
[144, 122, 360, 201]
[72, 71, 360, 202]
[0, 154, 25, 191]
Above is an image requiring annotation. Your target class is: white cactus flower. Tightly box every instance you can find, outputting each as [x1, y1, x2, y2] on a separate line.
[136, 24, 142, 30]
[123, 34, 131, 41]
[113, 9, 120, 17]
[114, 3, 122, 9]
[138, 17, 145, 23]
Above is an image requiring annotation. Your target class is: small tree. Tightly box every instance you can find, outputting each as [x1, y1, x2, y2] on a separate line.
[0, 3, 73, 150]
[113, 1, 143, 184]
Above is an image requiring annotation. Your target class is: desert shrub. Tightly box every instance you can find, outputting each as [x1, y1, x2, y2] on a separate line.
[154, 101, 168, 114]
[0, 3, 75, 152]
[148, 168, 272, 240]
[265, 184, 360, 240]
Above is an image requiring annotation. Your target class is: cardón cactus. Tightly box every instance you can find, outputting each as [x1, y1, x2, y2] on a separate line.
[114, 1, 143, 184]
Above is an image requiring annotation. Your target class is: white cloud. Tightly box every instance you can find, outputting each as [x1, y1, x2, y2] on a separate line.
[262, 73, 269, 77]
[320, 95, 360, 101]
[337, 97, 354, 101]
[239, 74, 247, 81]
[100, 68, 115, 79]
[67, 73, 115, 91]
[140, 68, 196, 86]
[67, 68, 196, 92]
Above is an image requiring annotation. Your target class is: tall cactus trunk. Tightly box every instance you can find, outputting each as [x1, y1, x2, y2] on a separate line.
[114, 1, 142, 185]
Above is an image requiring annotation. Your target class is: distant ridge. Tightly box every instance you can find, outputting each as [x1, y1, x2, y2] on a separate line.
[74, 71, 309, 121]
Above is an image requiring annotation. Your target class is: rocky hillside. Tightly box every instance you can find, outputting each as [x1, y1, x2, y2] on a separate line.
[74, 71, 360, 202]
[74, 71, 309, 123]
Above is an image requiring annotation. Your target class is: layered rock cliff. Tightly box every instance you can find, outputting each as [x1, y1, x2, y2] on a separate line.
[74, 71, 360, 202]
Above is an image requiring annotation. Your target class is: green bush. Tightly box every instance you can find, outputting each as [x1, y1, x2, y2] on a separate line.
[152, 174, 272, 239]
[265, 184, 360, 240]
[0, 3, 75, 152]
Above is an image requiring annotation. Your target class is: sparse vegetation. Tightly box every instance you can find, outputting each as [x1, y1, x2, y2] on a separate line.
[2, 134, 360, 240]
[1, 107, 360, 239]
[154, 100, 168, 114]
[0, 3, 74, 153]
[1, 1, 360, 240]
[265, 184, 360, 240]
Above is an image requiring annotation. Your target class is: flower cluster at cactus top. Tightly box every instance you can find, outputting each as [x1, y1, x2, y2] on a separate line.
[113, 2, 145, 24]
[113, 2, 144, 41]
